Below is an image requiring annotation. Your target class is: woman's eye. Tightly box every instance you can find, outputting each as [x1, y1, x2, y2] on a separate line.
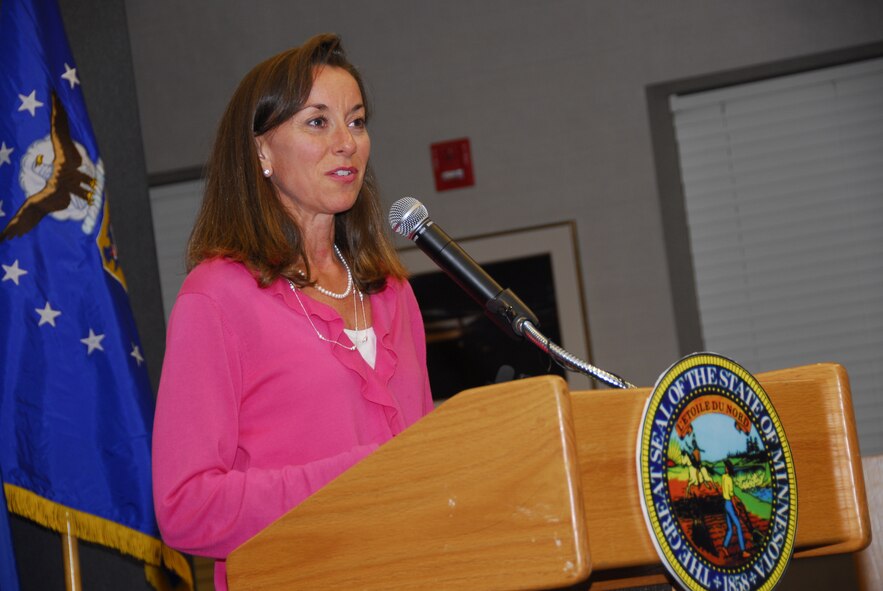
[349, 117, 367, 130]
[307, 117, 327, 128]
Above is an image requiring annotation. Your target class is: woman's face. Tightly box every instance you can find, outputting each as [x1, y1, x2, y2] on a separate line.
[256, 66, 370, 225]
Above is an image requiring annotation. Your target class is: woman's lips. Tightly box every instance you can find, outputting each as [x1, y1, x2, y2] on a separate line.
[327, 167, 358, 182]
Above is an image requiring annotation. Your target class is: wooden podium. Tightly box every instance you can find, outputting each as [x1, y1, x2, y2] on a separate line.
[226, 363, 871, 590]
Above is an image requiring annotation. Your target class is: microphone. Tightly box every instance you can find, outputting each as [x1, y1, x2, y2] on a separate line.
[388, 197, 538, 340]
[389, 196, 635, 389]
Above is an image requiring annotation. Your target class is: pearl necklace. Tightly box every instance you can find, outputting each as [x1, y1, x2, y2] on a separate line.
[288, 279, 368, 350]
[299, 244, 353, 300]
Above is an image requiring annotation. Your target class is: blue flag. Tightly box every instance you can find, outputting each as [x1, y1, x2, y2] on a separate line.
[0, 0, 190, 587]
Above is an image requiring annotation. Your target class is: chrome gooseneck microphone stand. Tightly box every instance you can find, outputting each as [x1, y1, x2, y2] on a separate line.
[389, 196, 635, 390]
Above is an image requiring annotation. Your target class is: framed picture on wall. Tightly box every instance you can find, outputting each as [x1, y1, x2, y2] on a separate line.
[398, 221, 595, 400]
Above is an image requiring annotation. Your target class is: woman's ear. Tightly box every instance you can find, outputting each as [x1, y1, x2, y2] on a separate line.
[255, 135, 272, 178]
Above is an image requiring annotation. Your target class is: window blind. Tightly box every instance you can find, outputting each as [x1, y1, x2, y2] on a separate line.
[149, 178, 204, 321]
[670, 57, 883, 455]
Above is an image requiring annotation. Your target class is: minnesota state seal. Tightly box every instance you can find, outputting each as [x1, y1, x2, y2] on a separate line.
[636, 353, 797, 591]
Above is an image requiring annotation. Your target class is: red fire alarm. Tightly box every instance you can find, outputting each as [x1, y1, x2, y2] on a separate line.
[430, 138, 474, 192]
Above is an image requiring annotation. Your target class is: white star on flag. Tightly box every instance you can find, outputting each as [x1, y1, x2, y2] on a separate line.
[80, 329, 105, 355]
[130, 344, 144, 366]
[2, 260, 28, 285]
[35, 302, 62, 327]
[61, 63, 80, 89]
[0, 141, 12, 166]
[18, 90, 44, 117]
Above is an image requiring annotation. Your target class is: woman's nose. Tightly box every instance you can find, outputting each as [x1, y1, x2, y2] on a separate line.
[334, 125, 356, 155]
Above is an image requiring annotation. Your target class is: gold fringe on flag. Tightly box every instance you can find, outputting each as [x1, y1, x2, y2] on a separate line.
[4, 483, 193, 591]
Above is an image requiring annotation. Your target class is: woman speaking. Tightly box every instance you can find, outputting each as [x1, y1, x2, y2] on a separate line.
[151, 34, 433, 591]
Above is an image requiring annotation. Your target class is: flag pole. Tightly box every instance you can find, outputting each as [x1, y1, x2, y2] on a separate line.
[62, 511, 81, 591]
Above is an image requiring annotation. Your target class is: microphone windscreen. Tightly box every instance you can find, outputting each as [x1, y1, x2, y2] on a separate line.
[389, 196, 428, 238]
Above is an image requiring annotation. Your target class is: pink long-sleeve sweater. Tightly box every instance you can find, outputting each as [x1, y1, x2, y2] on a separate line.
[152, 258, 433, 590]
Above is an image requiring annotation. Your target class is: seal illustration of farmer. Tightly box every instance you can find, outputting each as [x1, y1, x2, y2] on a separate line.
[666, 400, 772, 568]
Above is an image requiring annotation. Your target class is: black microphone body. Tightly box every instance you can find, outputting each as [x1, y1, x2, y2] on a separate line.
[396, 204, 539, 340]
[412, 220, 502, 305]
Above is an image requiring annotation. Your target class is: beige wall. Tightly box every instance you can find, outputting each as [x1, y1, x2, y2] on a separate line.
[125, 0, 883, 386]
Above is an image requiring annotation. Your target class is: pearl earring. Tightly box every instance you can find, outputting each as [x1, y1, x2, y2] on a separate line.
[262, 169, 271, 177]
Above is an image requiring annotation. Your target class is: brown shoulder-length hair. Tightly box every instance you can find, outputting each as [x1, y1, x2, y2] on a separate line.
[187, 33, 407, 293]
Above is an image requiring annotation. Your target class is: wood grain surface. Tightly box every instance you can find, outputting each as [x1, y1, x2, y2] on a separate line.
[227, 363, 869, 590]
[227, 375, 589, 590]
